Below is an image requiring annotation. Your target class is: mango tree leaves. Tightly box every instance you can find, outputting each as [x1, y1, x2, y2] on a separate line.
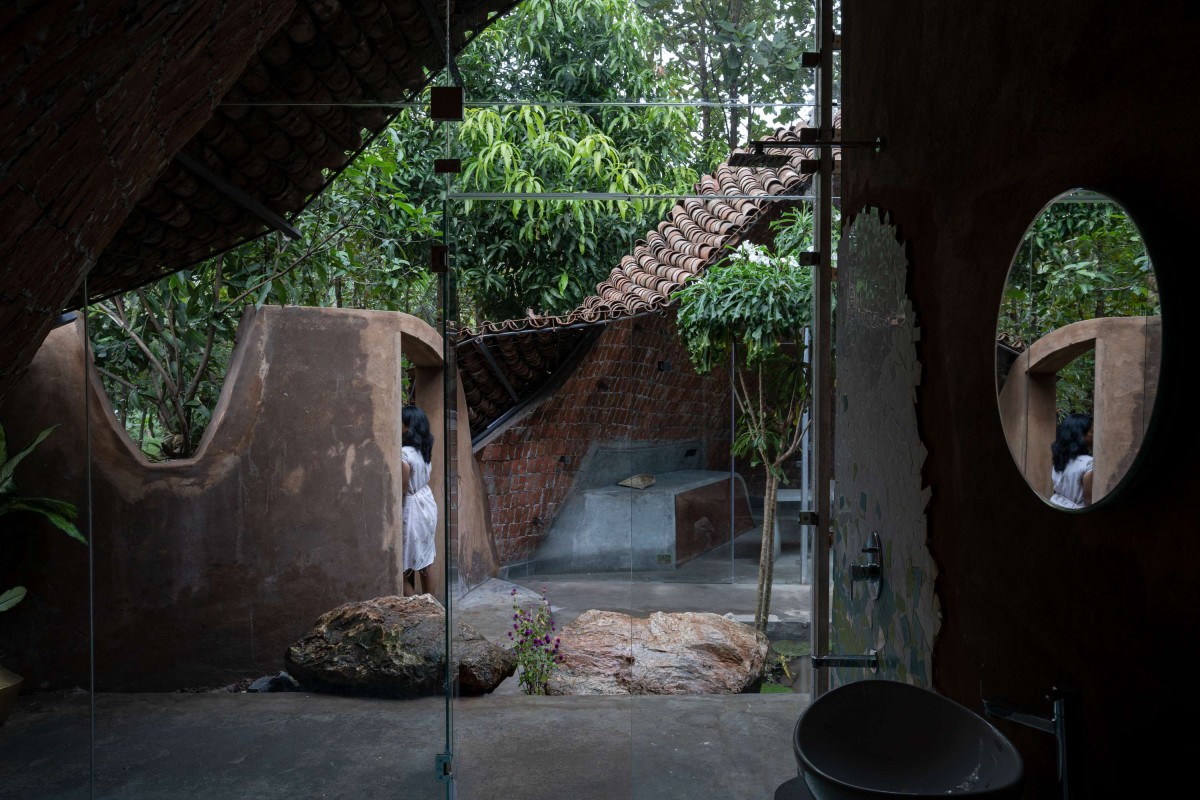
[450, 0, 704, 322]
[634, 0, 817, 150]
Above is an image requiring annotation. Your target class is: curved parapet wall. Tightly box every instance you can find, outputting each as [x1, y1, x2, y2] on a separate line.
[997, 315, 1161, 502]
[0, 305, 496, 691]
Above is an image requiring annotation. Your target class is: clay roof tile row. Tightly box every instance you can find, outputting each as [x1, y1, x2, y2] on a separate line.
[457, 120, 835, 438]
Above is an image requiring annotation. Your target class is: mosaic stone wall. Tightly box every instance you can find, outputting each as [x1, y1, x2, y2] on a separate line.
[831, 208, 940, 687]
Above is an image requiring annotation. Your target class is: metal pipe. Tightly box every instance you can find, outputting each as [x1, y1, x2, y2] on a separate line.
[983, 686, 1084, 800]
[811, 651, 878, 672]
[810, 0, 837, 698]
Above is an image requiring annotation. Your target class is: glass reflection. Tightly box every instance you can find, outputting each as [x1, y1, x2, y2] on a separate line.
[0, 307, 93, 799]
[996, 189, 1161, 509]
[1, 0, 835, 795]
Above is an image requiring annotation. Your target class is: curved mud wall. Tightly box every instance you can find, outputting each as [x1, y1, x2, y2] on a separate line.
[843, 1, 1199, 796]
[998, 316, 1161, 501]
[0, 306, 496, 690]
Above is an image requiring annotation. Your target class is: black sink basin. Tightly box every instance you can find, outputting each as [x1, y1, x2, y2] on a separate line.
[793, 679, 1024, 799]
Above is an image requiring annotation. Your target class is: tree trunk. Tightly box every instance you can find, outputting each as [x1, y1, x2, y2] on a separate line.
[754, 470, 780, 634]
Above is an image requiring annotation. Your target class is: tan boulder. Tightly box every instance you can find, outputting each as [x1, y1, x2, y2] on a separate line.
[546, 610, 768, 695]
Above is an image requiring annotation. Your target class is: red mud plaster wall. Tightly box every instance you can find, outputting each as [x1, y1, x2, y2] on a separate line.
[478, 311, 732, 565]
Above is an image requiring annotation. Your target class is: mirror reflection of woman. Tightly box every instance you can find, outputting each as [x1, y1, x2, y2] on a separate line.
[1049, 413, 1094, 509]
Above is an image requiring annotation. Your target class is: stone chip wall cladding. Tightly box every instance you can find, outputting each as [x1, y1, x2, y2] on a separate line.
[477, 311, 732, 565]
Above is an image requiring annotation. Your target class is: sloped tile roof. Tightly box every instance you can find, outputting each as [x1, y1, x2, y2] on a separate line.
[76, 0, 519, 306]
[458, 120, 834, 440]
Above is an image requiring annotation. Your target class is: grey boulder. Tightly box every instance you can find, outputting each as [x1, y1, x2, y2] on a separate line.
[285, 594, 515, 697]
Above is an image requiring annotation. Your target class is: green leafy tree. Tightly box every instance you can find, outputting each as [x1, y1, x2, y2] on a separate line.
[673, 209, 816, 633]
[634, 0, 817, 154]
[451, 0, 704, 321]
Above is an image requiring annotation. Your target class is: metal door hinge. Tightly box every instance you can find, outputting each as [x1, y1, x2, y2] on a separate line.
[436, 752, 454, 783]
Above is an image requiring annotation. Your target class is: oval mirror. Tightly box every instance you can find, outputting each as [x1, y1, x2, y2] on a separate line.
[996, 189, 1160, 510]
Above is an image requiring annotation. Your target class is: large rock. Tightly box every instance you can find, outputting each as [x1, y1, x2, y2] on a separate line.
[285, 594, 515, 697]
[546, 610, 768, 695]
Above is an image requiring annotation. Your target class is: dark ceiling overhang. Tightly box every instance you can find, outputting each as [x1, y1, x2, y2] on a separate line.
[71, 0, 520, 307]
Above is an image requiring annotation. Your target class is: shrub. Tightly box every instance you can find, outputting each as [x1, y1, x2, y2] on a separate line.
[507, 586, 563, 695]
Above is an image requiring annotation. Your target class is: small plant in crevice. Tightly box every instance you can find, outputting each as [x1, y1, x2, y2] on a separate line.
[507, 586, 563, 695]
[759, 639, 811, 694]
[759, 656, 793, 693]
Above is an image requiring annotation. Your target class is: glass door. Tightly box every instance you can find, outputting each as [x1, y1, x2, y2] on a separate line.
[0, 295, 93, 799]
[443, 0, 830, 797]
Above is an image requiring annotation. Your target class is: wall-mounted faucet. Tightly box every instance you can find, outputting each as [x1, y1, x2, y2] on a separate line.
[850, 531, 882, 599]
[811, 649, 880, 674]
[982, 685, 1083, 800]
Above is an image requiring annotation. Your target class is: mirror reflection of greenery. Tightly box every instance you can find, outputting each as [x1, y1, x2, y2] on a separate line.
[997, 201, 1158, 417]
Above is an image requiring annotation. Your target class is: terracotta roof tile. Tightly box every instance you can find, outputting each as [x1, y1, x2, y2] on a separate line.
[457, 119, 839, 439]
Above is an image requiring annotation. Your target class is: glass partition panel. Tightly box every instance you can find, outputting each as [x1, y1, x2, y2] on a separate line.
[443, 0, 828, 789]
[452, 206, 640, 799]
[0, 303, 93, 799]
[54, 90, 453, 798]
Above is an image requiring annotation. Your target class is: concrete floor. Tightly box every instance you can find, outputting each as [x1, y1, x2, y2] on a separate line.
[0, 534, 817, 800]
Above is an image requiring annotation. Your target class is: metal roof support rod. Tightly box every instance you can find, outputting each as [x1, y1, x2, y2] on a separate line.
[810, 0, 837, 700]
[418, 0, 465, 87]
[174, 152, 301, 240]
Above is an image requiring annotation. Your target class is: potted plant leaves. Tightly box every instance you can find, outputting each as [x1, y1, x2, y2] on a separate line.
[0, 421, 86, 724]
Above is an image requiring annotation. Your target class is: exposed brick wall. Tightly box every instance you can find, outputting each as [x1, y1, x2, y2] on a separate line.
[0, 1, 297, 404]
[477, 311, 735, 565]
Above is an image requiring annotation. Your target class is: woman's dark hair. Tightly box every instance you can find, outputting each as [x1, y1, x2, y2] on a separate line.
[402, 405, 434, 464]
[1051, 413, 1092, 472]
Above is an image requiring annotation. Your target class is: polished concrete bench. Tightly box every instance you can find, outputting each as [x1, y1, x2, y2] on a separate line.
[534, 469, 756, 573]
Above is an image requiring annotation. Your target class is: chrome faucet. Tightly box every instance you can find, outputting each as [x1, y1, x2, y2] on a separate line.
[849, 531, 882, 599]
[982, 685, 1082, 800]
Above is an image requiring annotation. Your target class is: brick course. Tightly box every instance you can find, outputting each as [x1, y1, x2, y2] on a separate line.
[476, 311, 735, 565]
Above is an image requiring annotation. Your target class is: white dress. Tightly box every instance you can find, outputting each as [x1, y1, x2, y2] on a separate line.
[1050, 454, 1094, 509]
[402, 445, 437, 571]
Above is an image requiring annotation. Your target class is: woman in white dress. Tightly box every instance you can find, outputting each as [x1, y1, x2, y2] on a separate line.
[1049, 413, 1094, 509]
[401, 405, 438, 595]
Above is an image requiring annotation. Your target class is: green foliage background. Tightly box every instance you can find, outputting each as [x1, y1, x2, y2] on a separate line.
[88, 0, 820, 457]
[997, 199, 1158, 417]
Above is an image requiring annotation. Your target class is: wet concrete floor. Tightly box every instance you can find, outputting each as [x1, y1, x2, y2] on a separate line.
[1, 537, 816, 799]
